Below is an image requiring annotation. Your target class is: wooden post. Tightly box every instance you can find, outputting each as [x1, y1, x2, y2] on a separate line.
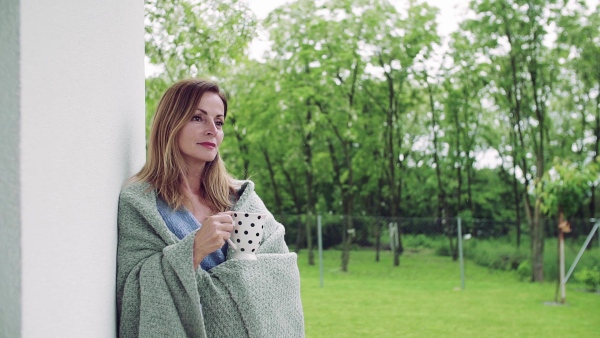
[559, 229, 566, 303]
[558, 209, 571, 304]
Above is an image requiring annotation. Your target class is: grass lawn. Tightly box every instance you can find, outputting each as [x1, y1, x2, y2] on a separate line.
[297, 249, 600, 338]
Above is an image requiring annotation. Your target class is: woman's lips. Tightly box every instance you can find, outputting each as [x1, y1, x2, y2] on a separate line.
[199, 142, 216, 149]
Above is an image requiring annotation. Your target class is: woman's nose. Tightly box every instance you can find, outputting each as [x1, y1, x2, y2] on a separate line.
[205, 121, 217, 135]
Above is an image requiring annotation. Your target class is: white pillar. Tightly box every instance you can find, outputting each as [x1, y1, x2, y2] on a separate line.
[0, 0, 146, 336]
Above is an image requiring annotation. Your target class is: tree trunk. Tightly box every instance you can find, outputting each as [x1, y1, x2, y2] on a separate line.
[229, 115, 250, 178]
[532, 200, 544, 282]
[341, 212, 353, 272]
[375, 219, 381, 262]
[261, 147, 282, 215]
[530, 66, 547, 282]
[394, 170, 405, 266]
[303, 104, 315, 266]
[453, 105, 463, 216]
[466, 157, 474, 215]
[326, 135, 355, 272]
[304, 213, 314, 265]
[282, 167, 304, 253]
[426, 78, 455, 260]
[510, 131, 522, 248]
[590, 93, 599, 219]
[377, 51, 404, 266]
[340, 143, 354, 272]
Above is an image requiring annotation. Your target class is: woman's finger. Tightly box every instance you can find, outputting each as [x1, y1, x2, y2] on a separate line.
[210, 212, 233, 223]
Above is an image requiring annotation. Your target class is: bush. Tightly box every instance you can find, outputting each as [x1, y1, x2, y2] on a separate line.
[403, 234, 438, 250]
[462, 239, 527, 272]
[575, 267, 600, 292]
[516, 260, 531, 281]
[435, 242, 453, 257]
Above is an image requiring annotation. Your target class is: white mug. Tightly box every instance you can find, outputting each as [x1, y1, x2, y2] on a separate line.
[227, 212, 266, 260]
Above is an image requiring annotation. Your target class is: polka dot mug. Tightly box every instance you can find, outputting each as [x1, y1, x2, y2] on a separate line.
[227, 212, 266, 260]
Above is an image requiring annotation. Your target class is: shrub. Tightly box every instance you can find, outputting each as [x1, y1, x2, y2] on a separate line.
[516, 260, 532, 281]
[462, 239, 527, 272]
[404, 234, 438, 249]
[575, 267, 600, 292]
[435, 242, 452, 257]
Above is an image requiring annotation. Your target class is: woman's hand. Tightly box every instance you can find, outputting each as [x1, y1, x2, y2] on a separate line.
[193, 211, 234, 269]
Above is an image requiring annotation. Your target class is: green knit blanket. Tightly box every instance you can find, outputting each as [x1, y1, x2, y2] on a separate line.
[116, 181, 305, 337]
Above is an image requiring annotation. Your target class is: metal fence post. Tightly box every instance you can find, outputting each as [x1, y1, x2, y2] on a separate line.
[565, 221, 599, 283]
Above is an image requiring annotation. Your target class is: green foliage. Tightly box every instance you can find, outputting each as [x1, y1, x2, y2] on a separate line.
[575, 267, 600, 292]
[463, 238, 528, 271]
[435, 242, 453, 257]
[145, 0, 256, 80]
[402, 234, 440, 250]
[517, 260, 532, 281]
[537, 157, 599, 218]
[144, 77, 170, 138]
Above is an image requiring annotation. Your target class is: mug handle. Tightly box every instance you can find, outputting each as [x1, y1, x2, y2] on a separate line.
[227, 238, 237, 250]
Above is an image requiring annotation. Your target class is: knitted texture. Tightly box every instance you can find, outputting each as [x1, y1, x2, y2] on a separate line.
[116, 180, 305, 338]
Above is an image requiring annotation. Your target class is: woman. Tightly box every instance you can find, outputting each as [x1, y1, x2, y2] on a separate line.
[116, 79, 305, 337]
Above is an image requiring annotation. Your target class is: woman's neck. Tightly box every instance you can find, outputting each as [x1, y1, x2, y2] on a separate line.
[180, 163, 205, 198]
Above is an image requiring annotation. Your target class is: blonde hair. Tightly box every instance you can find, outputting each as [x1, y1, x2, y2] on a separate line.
[135, 78, 235, 212]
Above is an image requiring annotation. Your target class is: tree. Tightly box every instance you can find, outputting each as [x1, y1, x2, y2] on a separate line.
[362, 0, 440, 266]
[145, 0, 256, 81]
[555, 2, 600, 220]
[462, 0, 562, 281]
[537, 157, 599, 301]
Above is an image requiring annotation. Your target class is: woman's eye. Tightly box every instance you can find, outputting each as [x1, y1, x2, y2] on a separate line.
[215, 121, 224, 127]
[191, 115, 203, 122]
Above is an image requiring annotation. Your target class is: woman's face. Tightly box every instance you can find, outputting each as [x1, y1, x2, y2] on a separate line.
[177, 92, 225, 169]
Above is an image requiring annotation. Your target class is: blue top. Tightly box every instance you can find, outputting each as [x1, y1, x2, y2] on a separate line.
[156, 197, 228, 271]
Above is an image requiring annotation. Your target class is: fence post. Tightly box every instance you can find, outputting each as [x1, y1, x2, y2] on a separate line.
[388, 222, 397, 253]
[565, 220, 599, 283]
[458, 217, 465, 290]
[318, 215, 324, 288]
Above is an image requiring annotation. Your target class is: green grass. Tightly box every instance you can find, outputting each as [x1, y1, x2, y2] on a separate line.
[297, 249, 600, 338]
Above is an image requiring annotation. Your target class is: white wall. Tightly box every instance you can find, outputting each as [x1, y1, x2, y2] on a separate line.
[0, 0, 145, 336]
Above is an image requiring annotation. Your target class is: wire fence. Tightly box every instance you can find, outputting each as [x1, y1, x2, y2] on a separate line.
[274, 214, 600, 250]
